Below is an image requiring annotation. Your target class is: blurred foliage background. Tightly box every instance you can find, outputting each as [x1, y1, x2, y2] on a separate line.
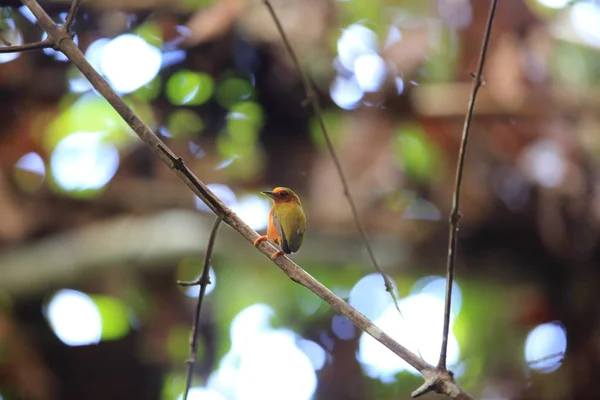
[0, 0, 598, 398]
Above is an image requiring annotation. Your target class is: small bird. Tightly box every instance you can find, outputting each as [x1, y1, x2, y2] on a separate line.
[254, 187, 306, 259]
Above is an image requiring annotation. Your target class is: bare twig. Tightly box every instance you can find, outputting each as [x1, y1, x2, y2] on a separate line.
[438, 0, 499, 371]
[527, 351, 565, 366]
[0, 34, 11, 46]
[0, 38, 52, 53]
[261, 0, 404, 319]
[15, 0, 474, 396]
[177, 217, 222, 400]
[62, 0, 81, 31]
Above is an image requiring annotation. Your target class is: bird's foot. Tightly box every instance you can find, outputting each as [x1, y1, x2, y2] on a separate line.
[270, 251, 284, 260]
[253, 236, 268, 247]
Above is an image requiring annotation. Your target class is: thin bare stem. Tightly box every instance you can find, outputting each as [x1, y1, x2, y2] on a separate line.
[527, 351, 564, 366]
[16, 0, 474, 396]
[437, 0, 498, 371]
[0, 34, 11, 46]
[177, 217, 222, 400]
[0, 38, 52, 53]
[261, 0, 404, 319]
[62, 0, 81, 31]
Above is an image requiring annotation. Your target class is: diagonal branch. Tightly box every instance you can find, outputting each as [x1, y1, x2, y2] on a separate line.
[261, 0, 404, 320]
[438, 0, 499, 371]
[177, 217, 223, 400]
[0, 33, 11, 46]
[0, 38, 52, 53]
[18, 0, 475, 397]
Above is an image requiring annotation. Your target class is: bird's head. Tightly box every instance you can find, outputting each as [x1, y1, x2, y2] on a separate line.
[261, 187, 301, 205]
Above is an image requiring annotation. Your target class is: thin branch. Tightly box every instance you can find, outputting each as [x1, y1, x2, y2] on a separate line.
[438, 0, 498, 371]
[261, 0, 404, 319]
[0, 33, 11, 46]
[177, 217, 222, 400]
[62, 0, 81, 31]
[527, 352, 565, 366]
[18, 0, 474, 396]
[0, 38, 52, 53]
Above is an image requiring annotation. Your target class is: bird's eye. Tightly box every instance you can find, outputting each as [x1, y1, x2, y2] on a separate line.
[279, 190, 288, 197]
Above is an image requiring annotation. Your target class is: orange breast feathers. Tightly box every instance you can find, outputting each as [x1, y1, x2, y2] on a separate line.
[266, 211, 282, 247]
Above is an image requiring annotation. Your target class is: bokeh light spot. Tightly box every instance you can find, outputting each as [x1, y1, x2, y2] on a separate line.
[101, 34, 162, 93]
[50, 131, 120, 193]
[337, 23, 378, 72]
[194, 183, 237, 212]
[411, 276, 462, 317]
[525, 321, 567, 373]
[537, 0, 570, 9]
[349, 272, 399, 321]
[14, 152, 46, 192]
[231, 194, 270, 231]
[571, 2, 600, 48]
[354, 53, 387, 92]
[45, 289, 102, 346]
[178, 387, 225, 400]
[330, 75, 363, 110]
[331, 315, 356, 340]
[358, 293, 460, 381]
[297, 339, 327, 371]
[518, 139, 565, 188]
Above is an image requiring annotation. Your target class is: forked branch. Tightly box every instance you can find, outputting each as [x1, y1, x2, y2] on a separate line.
[177, 217, 223, 400]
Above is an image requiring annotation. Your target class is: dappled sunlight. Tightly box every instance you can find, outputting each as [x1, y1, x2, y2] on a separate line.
[207, 304, 317, 400]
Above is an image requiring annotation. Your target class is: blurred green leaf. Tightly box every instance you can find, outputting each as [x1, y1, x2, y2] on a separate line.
[132, 75, 162, 101]
[166, 70, 214, 106]
[216, 77, 254, 108]
[550, 41, 600, 88]
[134, 21, 164, 48]
[161, 372, 187, 400]
[167, 109, 204, 138]
[310, 111, 342, 148]
[226, 101, 264, 143]
[91, 295, 131, 341]
[46, 93, 150, 151]
[394, 124, 440, 183]
[420, 26, 460, 84]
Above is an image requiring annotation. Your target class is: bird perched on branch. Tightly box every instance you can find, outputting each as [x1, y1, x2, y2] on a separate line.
[254, 187, 306, 259]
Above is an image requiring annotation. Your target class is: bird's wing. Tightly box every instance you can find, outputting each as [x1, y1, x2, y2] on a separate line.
[272, 206, 305, 254]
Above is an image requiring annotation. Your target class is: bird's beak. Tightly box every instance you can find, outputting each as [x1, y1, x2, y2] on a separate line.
[261, 190, 276, 199]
